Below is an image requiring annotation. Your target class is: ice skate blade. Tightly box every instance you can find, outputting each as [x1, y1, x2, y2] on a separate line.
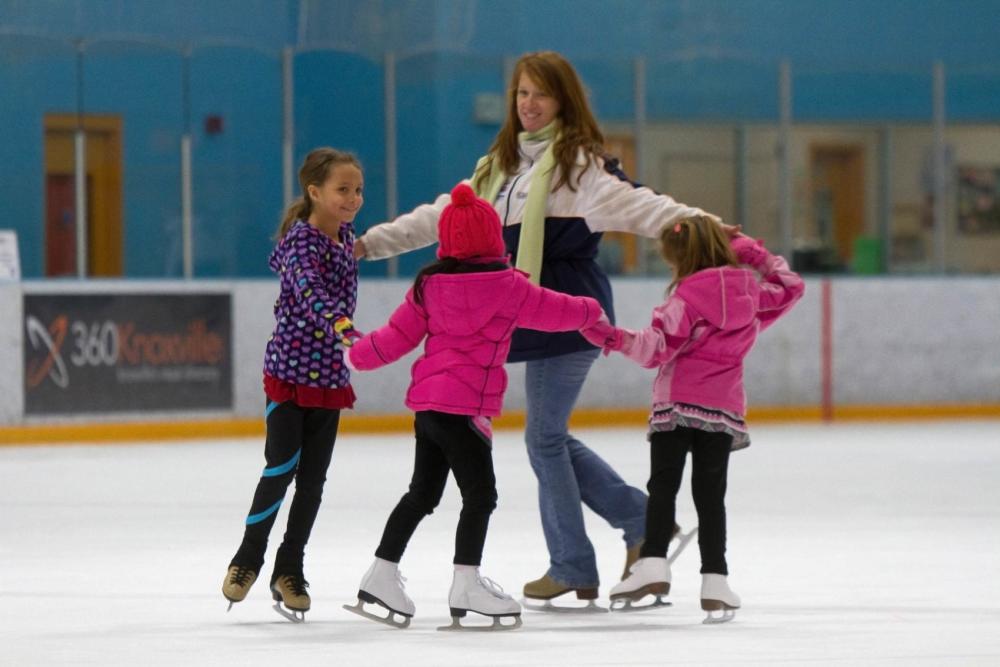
[437, 611, 522, 632]
[668, 527, 699, 565]
[609, 595, 672, 612]
[522, 598, 608, 614]
[702, 608, 736, 624]
[342, 598, 411, 629]
[272, 602, 306, 623]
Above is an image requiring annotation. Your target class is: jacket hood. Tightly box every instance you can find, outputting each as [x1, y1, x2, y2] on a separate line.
[269, 221, 306, 273]
[269, 220, 353, 274]
[268, 244, 282, 273]
[675, 266, 758, 330]
[420, 269, 517, 336]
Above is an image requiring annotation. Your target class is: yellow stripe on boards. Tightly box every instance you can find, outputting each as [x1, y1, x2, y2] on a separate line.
[2, 404, 1000, 446]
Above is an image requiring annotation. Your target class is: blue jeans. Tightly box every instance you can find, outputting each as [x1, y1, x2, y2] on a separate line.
[524, 348, 647, 587]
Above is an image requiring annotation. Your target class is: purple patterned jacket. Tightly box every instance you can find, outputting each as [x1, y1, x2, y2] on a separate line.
[263, 220, 357, 389]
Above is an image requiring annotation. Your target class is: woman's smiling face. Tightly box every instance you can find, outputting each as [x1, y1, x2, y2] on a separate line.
[516, 72, 560, 133]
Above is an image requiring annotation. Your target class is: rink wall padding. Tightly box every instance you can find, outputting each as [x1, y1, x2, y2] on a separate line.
[2, 277, 999, 444]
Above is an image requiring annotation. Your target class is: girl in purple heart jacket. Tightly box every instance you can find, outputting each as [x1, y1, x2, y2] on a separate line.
[222, 147, 364, 621]
[342, 183, 605, 631]
[582, 215, 804, 623]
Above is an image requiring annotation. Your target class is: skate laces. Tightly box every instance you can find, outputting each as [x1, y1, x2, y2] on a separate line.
[229, 565, 255, 587]
[281, 574, 310, 597]
[478, 575, 512, 600]
[395, 569, 408, 589]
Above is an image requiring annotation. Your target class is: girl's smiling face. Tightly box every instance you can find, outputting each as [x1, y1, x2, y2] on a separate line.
[309, 163, 364, 226]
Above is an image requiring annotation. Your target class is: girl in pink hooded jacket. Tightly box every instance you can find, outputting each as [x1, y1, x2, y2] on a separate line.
[343, 184, 604, 631]
[581, 215, 803, 623]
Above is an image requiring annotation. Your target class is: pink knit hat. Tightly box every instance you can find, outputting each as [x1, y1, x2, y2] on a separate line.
[437, 183, 506, 260]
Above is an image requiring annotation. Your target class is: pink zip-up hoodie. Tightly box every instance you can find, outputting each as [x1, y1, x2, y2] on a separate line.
[348, 267, 603, 417]
[620, 241, 804, 416]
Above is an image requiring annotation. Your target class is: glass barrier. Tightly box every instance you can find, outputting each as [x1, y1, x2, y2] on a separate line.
[0, 35, 79, 278]
[189, 45, 282, 277]
[84, 39, 184, 277]
[3, 37, 999, 278]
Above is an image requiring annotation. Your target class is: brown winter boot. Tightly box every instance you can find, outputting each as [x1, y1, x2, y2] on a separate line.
[523, 574, 598, 601]
[623, 524, 682, 580]
[622, 542, 643, 581]
[222, 565, 258, 607]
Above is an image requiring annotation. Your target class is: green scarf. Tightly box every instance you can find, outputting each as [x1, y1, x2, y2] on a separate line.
[471, 121, 558, 285]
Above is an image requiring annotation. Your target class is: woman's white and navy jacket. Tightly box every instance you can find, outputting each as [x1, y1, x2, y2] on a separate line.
[360, 137, 707, 362]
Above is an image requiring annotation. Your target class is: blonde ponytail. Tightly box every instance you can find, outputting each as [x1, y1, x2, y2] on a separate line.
[660, 215, 738, 293]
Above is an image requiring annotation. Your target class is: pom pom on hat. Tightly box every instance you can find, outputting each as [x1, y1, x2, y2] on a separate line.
[437, 183, 507, 260]
[450, 183, 477, 206]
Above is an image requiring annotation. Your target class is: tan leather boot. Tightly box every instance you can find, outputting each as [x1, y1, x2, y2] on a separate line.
[622, 542, 642, 581]
[522, 574, 597, 601]
[271, 574, 311, 611]
[623, 524, 682, 579]
[222, 565, 258, 605]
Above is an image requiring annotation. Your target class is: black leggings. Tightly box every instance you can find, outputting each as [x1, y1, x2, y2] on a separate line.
[231, 400, 340, 580]
[375, 411, 498, 566]
[639, 427, 732, 575]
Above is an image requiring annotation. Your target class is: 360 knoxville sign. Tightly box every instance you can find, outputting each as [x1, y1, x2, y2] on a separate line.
[24, 293, 232, 414]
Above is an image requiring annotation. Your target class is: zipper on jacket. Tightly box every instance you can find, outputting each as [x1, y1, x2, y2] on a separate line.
[503, 158, 533, 227]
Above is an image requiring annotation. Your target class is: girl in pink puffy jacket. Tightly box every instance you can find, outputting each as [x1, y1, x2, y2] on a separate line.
[581, 215, 803, 622]
[343, 184, 604, 630]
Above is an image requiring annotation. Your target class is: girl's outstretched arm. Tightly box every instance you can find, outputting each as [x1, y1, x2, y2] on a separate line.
[356, 191, 451, 260]
[514, 275, 604, 332]
[732, 235, 805, 331]
[347, 290, 428, 371]
[611, 299, 698, 369]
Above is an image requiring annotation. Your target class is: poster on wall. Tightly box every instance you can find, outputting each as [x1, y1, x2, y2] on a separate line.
[957, 166, 1000, 234]
[23, 293, 232, 415]
[0, 230, 20, 280]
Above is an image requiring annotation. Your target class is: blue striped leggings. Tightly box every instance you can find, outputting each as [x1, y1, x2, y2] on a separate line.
[230, 400, 341, 580]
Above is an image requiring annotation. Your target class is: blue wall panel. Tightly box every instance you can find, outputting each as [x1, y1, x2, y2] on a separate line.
[2, 0, 1000, 277]
[83, 43, 184, 277]
[0, 38, 77, 277]
[190, 46, 282, 277]
[295, 50, 387, 278]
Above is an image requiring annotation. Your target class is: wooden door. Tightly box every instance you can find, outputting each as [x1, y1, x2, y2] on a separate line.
[45, 173, 78, 276]
[810, 145, 864, 262]
[603, 135, 639, 272]
[44, 115, 123, 276]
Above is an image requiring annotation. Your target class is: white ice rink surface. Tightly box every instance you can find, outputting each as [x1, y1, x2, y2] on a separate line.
[3, 421, 1000, 666]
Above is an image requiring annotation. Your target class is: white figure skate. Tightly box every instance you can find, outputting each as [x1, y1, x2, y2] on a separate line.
[701, 573, 741, 624]
[343, 558, 415, 629]
[609, 557, 671, 612]
[438, 566, 522, 631]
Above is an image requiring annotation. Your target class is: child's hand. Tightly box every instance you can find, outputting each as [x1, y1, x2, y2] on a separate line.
[718, 221, 741, 237]
[333, 316, 363, 347]
[343, 347, 358, 371]
[702, 214, 739, 237]
[353, 237, 368, 260]
[581, 315, 624, 355]
[731, 234, 768, 267]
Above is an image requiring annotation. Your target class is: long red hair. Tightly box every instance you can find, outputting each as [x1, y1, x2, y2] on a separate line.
[474, 51, 604, 193]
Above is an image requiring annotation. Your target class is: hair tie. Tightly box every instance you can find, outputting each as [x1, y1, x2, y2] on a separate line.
[673, 223, 682, 233]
